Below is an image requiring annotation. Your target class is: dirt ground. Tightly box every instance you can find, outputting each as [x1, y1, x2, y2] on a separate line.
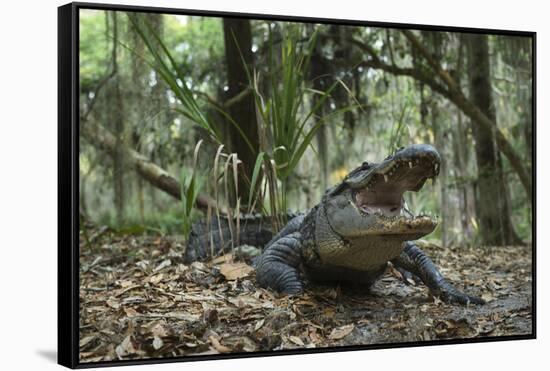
[78, 225, 533, 363]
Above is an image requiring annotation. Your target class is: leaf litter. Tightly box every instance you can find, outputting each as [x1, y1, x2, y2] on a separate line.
[79, 224, 533, 363]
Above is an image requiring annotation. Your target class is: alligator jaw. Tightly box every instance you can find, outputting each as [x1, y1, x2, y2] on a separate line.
[354, 166, 437, 215]
[351, 144, 440, 233]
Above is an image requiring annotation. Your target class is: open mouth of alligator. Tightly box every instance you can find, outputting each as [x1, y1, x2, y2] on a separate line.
[353, 148, 440, 220]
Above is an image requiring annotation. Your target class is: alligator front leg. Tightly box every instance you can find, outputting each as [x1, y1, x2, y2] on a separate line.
[255, 232, 304, 294]
[392, 241, 484, 305]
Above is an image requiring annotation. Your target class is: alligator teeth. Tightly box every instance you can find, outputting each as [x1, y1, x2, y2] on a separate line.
[409, 161, 413, 168]
[384, 174, 389, 182]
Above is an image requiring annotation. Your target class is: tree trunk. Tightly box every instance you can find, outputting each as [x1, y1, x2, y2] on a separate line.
[132, 14, 165, 221]
[109, 12, 126, 225]
[425, 31, 455, 247]
[451, 35, 475, 244]
[431, 102, 450, 246]
[467, 34, 520, 245]
[310, 40, 330, 190]
[223, 19, 259, 203]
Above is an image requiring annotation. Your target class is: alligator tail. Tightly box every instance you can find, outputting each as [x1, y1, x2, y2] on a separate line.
[184, 213, 301, 263]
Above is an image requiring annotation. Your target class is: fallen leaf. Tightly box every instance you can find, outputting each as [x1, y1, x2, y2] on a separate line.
[219, 262, 254, 280]
[254, 319, 265, 331]
[322, 308, 335, 318]
[482, 293, 495, 302]
[212, 254, 233, 264]
[153, 259, 171, 272]
[106, 297, 120, 309]
[209, 336, 231, 353]
[151, 323, 168, 337]
[176, 264, 189, 274]
[328, 324, 355, 340]
[123, 307, 139, 317]
[228, 294, 262, 308]
[115, 335, 136, 358]
[119, 280, 134, 288]
[309, 328, 323, 344]
[289, 336, 305, 346]
[152, 336, 163, 350]
[79, 335, 95, 348]
[150, 273, 164, 284]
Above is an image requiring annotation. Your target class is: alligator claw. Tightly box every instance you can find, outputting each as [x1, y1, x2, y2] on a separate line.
[436, 289, 485, 305]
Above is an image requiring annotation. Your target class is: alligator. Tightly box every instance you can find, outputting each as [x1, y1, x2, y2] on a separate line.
[185, 144, 484, 305]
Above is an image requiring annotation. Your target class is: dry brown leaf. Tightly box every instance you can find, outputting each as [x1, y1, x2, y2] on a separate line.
[79, 227, 532, 360]
[106, 297, 120, 309]
[219, 262, 254, 280]
[176, 264, 189, 274]
[328, 324, 355, 340]
[153, 259, 171, 272]
[123, 307, 139, 317]
[209, 336, 231, 353]
[289, 336, 305, 346]
[309, 328, 323, 344]
[115, 335, 136, 358]
[79, 335, 95, 348]
[150, 273, 164, 284]
[212, 254, 233, 264]
[152, 336, 163, 350]
[119, 280, 134, 288]
[151, 323, 168, 337]
[228, 294, 262, 308]
[254, 319, 265, 331]
[81, 355, 104, 363]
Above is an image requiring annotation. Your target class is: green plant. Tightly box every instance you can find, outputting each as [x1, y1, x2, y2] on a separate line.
[240, 25, 356, 215]
[180, 141, 206, 238]
[127, 14, 254, 153]
[130, 17, 358, 224]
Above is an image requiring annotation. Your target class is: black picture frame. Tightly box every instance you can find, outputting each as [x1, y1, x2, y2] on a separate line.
[58, 2, 536, 368]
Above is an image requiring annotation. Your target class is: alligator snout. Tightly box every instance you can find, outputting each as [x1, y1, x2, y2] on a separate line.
[392, 144, 441, 166]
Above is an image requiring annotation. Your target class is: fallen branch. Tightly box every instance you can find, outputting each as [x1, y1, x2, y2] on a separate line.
[81, 118, 219, 212]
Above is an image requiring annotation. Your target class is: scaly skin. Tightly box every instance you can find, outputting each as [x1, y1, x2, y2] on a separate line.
[188, 144, 484, 305]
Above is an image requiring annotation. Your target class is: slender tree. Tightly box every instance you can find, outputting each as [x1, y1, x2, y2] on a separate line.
[108, 12, 126, 225]
[222, 18, 259, 202]
[466, 34, 520, 245]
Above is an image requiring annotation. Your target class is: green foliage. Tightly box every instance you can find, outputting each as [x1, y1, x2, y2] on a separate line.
[163, 16, 225, 93]
[79, 10, 111, 89]
[248, 26, 336, 179]
[178, 140, 205, 238]
[128, 14, 221, 142]
[242, 25, 356, 215]
[128, 13, 256, 153]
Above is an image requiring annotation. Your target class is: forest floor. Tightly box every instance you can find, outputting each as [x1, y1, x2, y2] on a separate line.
[78, 224, 533, 363]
